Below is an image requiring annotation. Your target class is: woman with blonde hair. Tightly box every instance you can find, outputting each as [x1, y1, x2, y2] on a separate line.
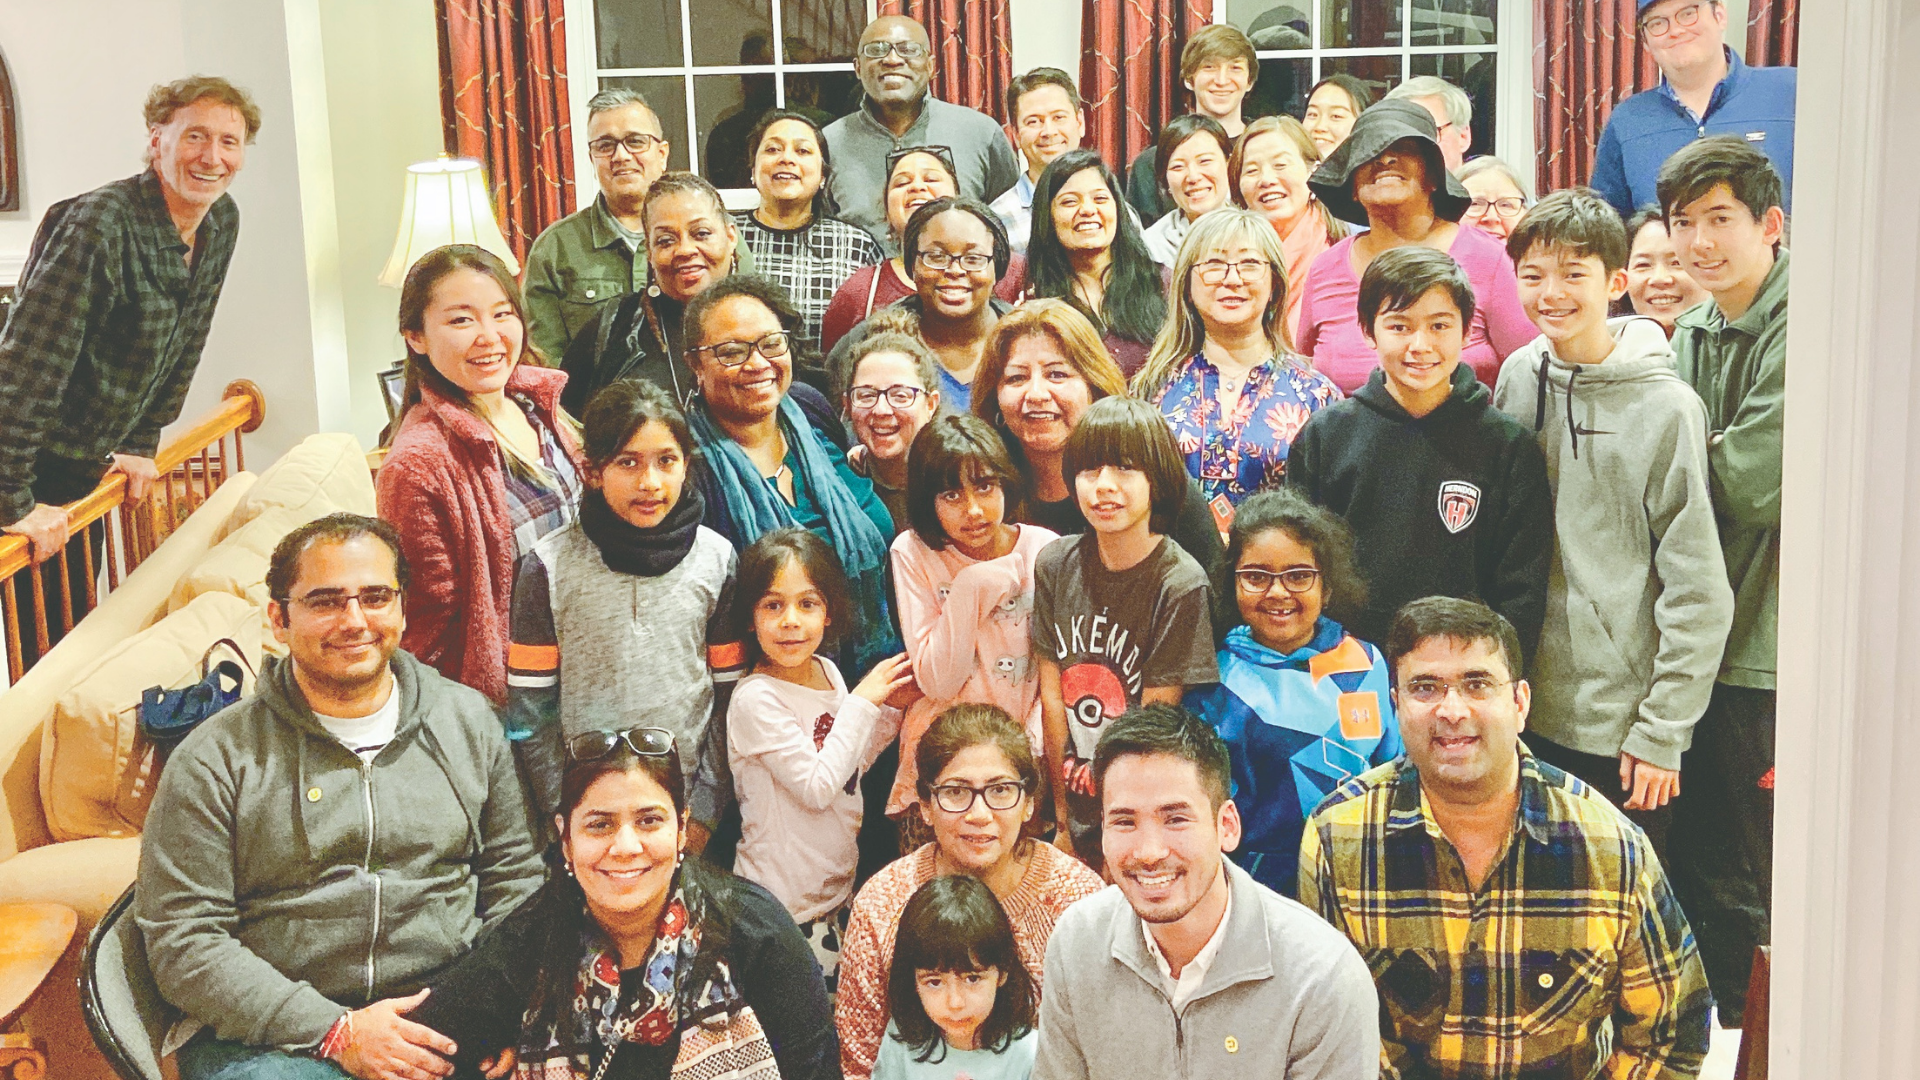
[1230, 114, 1346, 342]
[1133, 209, 1340, 519]
[973, 299, 1224, 568]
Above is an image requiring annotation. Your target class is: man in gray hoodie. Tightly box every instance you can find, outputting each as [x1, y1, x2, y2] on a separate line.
[1032, 705, 1379, 1080]
[139, 513, 543, 1080]
[1492, 188, 1734, 856]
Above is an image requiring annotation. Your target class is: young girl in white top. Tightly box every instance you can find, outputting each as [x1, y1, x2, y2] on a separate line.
[888, 414, 1056, 850]
[728, 526, 915, 991]
[875, 875, 1039, 1080]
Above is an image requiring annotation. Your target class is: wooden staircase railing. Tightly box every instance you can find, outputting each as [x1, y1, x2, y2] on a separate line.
[0, 380, 265, 682]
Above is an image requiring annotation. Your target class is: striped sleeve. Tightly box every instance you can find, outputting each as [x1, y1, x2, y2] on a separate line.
[706, 545, 745, 684]
[506, 554, 560, 692]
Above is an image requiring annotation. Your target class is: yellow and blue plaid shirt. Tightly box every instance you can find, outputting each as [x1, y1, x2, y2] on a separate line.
[1300, 748, 1712, 1079]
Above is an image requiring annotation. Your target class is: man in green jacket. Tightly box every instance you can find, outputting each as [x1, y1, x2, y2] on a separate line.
[1659, 134, 1787, 1029]
[139, 514, 542, 1079]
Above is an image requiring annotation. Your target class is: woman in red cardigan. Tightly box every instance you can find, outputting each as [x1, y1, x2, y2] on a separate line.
[377, 245, 586, 701]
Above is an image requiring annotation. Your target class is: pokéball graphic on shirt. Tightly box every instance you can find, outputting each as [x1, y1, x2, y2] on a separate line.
[1061, 663, 1127, 729]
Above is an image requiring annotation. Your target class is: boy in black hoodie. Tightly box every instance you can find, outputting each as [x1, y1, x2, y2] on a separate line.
[1287, 246, 1552, 657]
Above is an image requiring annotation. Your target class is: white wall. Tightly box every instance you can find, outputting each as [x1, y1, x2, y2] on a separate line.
[1009, 0, 1081, 82]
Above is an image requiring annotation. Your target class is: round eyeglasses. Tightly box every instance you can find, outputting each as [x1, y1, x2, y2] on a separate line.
[1233, 567, 1322, 595]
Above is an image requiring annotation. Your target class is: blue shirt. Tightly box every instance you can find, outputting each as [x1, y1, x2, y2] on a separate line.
[1591, 48, 1797, 217]
[1185, 619, 1402, 897]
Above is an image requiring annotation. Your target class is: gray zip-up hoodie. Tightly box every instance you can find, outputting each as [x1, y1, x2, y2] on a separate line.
[138, 649, 543, 1052]
[1492, 317, 1734, 770]
[1032, 860, 1379, 1080]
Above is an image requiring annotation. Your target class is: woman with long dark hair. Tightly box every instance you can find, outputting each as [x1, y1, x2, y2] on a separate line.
[1023, 149, 1168, 378]
[377, 244, 585, 702]
[414, 727, 839, 1080]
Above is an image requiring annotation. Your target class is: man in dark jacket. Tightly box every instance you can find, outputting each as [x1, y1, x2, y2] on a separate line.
[1287, 246, 1553, 658]
[139, 514, 542, 1080]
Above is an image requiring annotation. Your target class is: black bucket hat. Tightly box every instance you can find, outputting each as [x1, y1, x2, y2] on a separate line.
[1307, 99, 1472, 226]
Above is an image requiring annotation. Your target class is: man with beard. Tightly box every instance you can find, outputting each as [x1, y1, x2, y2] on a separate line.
[1032, 704, 1378, 1080]
[822, 14, 1019, 253]
[1300, 597, 1711, 1078]
[139, 514, 541, 1080]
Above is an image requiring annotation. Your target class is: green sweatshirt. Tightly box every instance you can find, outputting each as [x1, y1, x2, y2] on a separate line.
[1672, 251, 1788, 690]
[137, 650, 543, 1052]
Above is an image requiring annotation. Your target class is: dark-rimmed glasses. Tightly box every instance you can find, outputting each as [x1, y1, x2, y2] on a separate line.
[858, 40, 929, 61]
[1192, 258, 1271, 286]
[1640, 2, 1709, 37]
[1233, 568, 1321, 596]
[566, 726, 678, 762]
[928, 780, 1029, 814]
[848, 384, 930, 411]
[281, 586, 401, 618]
[688, 330, 791, 368]
[1469, 197, 1528, 219]
[588, 133, 666, 160]
[916, 250, 994, 274]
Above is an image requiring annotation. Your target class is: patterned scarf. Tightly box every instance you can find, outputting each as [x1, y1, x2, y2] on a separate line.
[516, 884, 780, 1080]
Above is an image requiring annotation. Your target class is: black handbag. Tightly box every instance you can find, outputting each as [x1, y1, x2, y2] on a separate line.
[138, 638, 255, 754]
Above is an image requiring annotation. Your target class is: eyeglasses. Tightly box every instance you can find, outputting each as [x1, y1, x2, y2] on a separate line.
[928, 781, 1029, 814]
[566, 726, 678, 762]
[689, 330, 791, 368]
[1192, 258, 1270, 286]
[1233, 567, 1321, 596]
[859, 40, 929, 61]
[916, 249, 995, 274]
[282, 586, 400, 617]
[1401, 676, 1513, 705]
[1469, 197, 1528, 219]
[848, 384, 930, 410]
[588, 133, 666, 159]
[1640, 2, 1710, 37]
[886, 144, 957, 179]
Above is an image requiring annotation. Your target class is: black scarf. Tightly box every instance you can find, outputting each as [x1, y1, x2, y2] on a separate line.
[578, 484, 705, 577]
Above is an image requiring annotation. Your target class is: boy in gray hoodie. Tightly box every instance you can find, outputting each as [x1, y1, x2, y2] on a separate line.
[1491, 189, 1734, 855]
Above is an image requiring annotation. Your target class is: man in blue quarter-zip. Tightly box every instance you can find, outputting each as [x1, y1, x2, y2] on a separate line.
[1590, 0, 1797, 218]
[139, 514, 542, 1080]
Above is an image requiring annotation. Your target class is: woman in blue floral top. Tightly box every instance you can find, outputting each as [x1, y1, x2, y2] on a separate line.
[1131, 208, 1341, 532]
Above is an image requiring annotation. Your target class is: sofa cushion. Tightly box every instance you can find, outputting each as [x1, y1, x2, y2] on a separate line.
[166, 503, 314, 614]
[40, 592, 265, 843]
[224, 432, 374, 536]
[0, 835, 140, 924]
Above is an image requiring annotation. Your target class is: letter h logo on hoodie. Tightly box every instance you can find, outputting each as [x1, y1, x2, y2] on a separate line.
[1438, 481, 1481, 534]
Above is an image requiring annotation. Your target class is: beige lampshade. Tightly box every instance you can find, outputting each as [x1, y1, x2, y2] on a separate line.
[377, 155, 520, 286]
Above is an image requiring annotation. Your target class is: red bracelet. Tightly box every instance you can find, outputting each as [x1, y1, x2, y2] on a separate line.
[318, 1012, 353, 1060]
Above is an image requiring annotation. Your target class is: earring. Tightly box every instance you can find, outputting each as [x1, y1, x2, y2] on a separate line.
[563, 860, 575, 877]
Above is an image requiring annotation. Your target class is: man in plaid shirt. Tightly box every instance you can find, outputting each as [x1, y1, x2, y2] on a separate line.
[0, 76, 256, 564]
[1301, 597, 1712, 1079]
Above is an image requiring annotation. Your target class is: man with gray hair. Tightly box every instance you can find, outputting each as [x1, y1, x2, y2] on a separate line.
[1384, 75, 1473, 172]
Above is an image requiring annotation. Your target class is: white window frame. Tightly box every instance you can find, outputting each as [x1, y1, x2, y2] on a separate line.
[1210, 0, 1532, 166]
[562, 0, 879, 210]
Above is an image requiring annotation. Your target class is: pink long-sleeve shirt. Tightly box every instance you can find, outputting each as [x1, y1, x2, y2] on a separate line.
[886, 523, 1058, 815]
[1294, 224, 1535, 394]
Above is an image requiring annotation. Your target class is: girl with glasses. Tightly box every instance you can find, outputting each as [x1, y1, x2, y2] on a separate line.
[1183, 489, 1400, 897]
[887, 415, 1059, 851]
[413, 728, 842, 1080]
[503, 380, 745, 848]
[835, 704, 1102, 1080]
[841, 330, 943, 534]
[726, 528, 916, 991]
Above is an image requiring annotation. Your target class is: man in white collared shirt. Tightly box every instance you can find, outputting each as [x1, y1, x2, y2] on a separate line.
[1032, 704, 1378, 1080]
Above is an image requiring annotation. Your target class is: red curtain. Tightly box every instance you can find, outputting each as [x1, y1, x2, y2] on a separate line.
[1080, 0, 1212, 170]
[438, 0, 576, 262]
[880, 0, 1015, 123]
[1532, 0, 1659, 197]
[1747, 0, 1800, 67]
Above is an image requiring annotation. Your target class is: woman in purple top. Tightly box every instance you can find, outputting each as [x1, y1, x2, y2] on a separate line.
[1294, 100, 1533, 393]
[1133, 208, 1340, 530]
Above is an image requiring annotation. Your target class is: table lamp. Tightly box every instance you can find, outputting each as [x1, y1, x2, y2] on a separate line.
[377, 154, 519, 287]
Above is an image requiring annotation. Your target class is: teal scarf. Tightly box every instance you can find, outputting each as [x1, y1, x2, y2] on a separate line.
[691, 394, 898, 673]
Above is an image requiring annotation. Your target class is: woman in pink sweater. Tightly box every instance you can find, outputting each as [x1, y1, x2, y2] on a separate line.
[887, 414, 1057, 839]
[1294, 100, 1533, 393]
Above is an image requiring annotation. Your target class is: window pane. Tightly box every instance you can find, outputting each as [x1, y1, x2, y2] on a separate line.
[597, 0, 683, 69]
[694, 74, 752, 182]
[600, 76, 690, 173]
[783, 0, 865, 63]
[692, 0, 774, 68]
[1321, 0, 1403, 48]
[1409, 52, 1496, 158]
[1411, 0, 1497, 47]
[1227, 0, 1311, 48]
[789, 70, 864, 119]
[1321, 54, 1402, 102]
[1245, 57, 1313, 122]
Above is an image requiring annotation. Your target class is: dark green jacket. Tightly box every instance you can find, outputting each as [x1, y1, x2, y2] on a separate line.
[1672, 251, 1788, 689]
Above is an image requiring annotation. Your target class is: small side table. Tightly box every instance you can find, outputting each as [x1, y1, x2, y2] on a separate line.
[0, 903, 78, 1080]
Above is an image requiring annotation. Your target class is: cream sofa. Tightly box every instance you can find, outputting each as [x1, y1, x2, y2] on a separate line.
[0, 433, 374, 1080]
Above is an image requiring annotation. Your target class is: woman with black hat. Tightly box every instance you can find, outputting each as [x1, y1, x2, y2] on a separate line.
[1292, 99, 1533, 394]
